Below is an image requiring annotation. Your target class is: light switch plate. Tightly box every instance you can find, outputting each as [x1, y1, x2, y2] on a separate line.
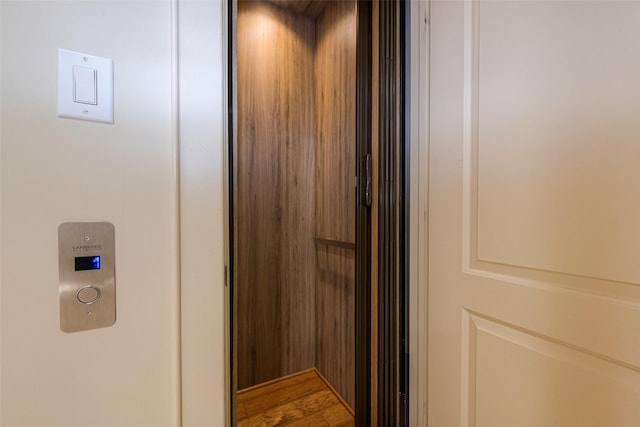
[58, 48, 113, 123]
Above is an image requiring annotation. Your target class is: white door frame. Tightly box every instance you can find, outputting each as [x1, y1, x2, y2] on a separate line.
[176, 1, 430, 425]
[177, 0, 231, 426]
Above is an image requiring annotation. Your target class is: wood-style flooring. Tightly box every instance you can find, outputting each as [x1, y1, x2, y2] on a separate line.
[237, 368, 355, 426]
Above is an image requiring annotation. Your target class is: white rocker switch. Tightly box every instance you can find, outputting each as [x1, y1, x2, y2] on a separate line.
[73, 65, 97, 105]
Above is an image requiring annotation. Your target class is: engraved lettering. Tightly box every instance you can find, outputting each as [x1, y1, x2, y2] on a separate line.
[72, 244, 102, 252]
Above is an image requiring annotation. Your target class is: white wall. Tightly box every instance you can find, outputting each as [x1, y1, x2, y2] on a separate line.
[1, 1, 182, 426]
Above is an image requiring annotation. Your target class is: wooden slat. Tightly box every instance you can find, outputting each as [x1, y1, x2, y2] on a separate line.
[314, 237, 356, 251]
[237, 369, 354, 426]
[287, 413, 331, 427]
[237, 402, 248, 421]
[315, 246, 355, 409]
[238, 368, 317, 395]
[237, 0, 317, 390]
[238, 390, 335, 426]
[322, 404, 355, 427]
[303, 1, 328, 18]
[315, 0, 356, 245]
[315, 365, 355, 416]
[371, 1, 379, 423]
[240, 370, 326, 416]
[269, 0, 327, 18]
[314, 0, 357, 410]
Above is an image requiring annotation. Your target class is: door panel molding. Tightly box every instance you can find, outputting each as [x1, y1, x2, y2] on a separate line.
[461, 0, 640, 300]
[463, 310, 640, 427]
[464, 0, 640, 287]
[430, 0, 640, 424]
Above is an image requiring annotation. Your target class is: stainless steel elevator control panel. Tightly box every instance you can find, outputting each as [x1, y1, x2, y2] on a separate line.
[58, 222, 116, 332]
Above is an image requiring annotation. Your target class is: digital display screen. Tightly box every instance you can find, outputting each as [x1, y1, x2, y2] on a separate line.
[75, 256, 101, 271]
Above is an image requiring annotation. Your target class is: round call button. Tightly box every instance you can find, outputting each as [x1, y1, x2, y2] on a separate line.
[76, 285, 101, 304]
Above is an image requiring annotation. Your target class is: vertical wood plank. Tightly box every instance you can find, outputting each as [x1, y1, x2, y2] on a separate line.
[314, 0, 357, 410]
[236, 0, 317, 389]
[315, 0, 357, 244]
[371, 1, 379, 423]
[315, 246, 356, 408]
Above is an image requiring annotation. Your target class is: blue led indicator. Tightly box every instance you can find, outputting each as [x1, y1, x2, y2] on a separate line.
[75, 256, 102, 271]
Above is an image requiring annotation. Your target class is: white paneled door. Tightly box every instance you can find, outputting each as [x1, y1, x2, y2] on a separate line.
[429, 1, 640, 426]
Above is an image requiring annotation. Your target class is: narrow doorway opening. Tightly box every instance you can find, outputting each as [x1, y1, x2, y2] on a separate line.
[229, 1, 365, 425]
[228, 1, 407, 425]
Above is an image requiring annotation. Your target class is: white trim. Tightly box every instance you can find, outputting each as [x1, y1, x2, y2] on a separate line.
[178, 0, 229, 426]
[0, 0, 4, 407]
[409, 0, 430, 426]
[170, 0, 183, 425]
[176, 1, 431, 424]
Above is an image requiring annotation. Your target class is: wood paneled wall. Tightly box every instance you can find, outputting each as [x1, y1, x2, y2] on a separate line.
[237, 0, 357, 409]
[237, 0, 317, 390]
[314, 0, 357, 409]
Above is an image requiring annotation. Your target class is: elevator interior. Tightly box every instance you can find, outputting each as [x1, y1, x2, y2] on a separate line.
[235, 0, 357, 416]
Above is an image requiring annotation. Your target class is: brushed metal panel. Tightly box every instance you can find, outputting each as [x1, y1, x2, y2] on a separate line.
[58, 222, 116, 332]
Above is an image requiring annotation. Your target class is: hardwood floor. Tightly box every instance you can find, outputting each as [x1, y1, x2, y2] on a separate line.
[237, 368, 354, 426]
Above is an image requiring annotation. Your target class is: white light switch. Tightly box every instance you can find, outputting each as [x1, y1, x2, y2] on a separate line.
[58, 49, 113, 123]
[73, 65, 97, 105]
